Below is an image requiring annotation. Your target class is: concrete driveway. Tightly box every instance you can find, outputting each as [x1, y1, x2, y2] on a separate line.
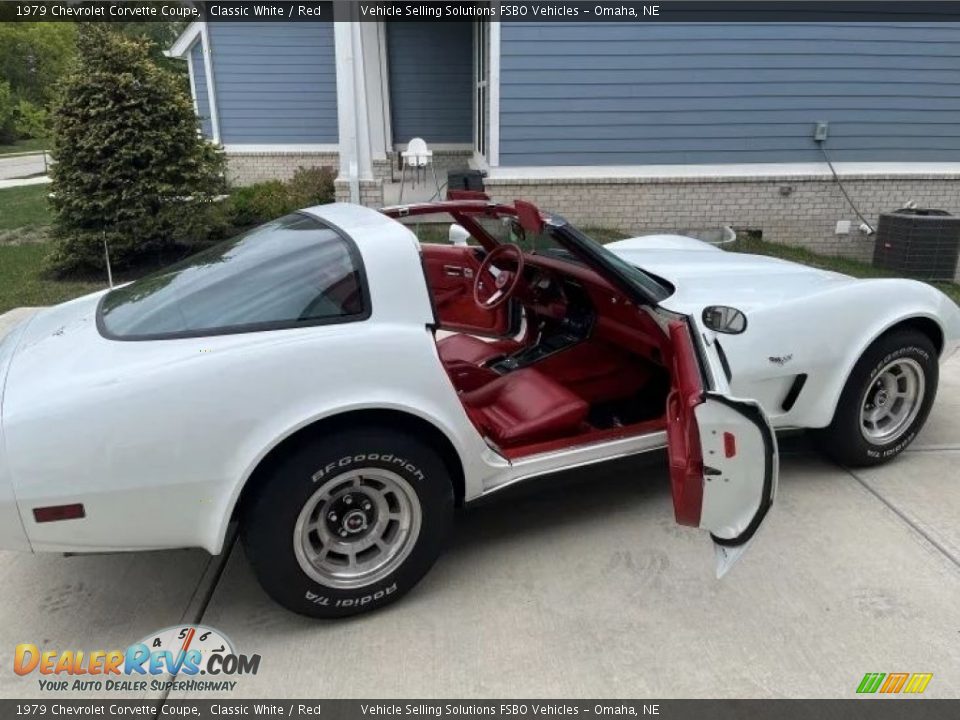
[0, 307, 958, 699]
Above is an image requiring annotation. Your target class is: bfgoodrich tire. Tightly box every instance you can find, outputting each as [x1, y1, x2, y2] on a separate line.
[814, 330, 938, 467]
[241, 428, 454, 618]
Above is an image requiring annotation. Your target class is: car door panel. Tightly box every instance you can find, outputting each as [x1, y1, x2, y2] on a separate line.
[666, 319, 778, 577]
[421, 244, 512, 335]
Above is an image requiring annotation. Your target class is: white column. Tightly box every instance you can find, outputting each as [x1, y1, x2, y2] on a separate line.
[361, 21, 390, 162]
[334, 20, 375, 202]
[334, 22, 358, 200]
[351, 22, 373, 180]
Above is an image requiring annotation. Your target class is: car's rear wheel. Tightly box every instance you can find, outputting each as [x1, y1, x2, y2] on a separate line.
[242, 427, 454, 618]
[814, 329, 938, 467]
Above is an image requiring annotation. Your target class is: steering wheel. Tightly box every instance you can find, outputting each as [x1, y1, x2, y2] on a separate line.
[473, 244, 525, 310]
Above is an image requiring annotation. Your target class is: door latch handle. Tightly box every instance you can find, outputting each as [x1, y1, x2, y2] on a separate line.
[444, 265, 473, 278]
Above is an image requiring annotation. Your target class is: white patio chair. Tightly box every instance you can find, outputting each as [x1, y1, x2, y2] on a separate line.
[399, 137, 441, 203]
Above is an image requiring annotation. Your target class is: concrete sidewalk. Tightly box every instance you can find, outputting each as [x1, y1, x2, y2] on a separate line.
[0, 176, 50, 190]
[0, 305, 958, 699]
[0, 152, 49, 182]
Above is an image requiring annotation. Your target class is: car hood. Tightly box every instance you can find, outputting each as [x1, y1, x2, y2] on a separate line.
[606, 236, 857, 314]
[9, 290, 106, 357]
[0, 291, 109, 416]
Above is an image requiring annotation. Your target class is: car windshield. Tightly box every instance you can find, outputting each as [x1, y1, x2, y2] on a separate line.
[97, 213, 368, 340]
[489, 215, 672, 304]
[560, 224, 673, 303]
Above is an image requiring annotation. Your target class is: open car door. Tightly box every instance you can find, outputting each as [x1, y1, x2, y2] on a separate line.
[666, 318, 778, 578]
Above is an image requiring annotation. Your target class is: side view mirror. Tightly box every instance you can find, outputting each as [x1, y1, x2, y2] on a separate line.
[702, 306, 747, 334]
[448, 224, 470, 247]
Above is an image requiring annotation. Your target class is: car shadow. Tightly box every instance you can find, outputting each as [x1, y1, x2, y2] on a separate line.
[450, 431, 816, 553]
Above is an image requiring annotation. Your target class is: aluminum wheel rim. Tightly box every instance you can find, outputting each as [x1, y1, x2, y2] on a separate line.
[859, 358, 925, 445]
[294, 468, 421, 590]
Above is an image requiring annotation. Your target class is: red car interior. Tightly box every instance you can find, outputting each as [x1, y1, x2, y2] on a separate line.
[460, 368, 589, 448]
[666, 319, 706, 527]
[437, 334, 521, 366]
[421, 244, 514, 335]
[385, 200, 682, 459]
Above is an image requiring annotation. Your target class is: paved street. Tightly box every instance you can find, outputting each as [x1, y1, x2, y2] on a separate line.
[0, 307, 958, 699]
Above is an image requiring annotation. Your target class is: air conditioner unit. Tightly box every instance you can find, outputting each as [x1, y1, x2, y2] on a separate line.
[873, 208, 960, 281]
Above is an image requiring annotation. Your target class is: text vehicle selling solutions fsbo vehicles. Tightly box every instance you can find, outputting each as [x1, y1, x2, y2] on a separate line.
[0, 199, 957, 617]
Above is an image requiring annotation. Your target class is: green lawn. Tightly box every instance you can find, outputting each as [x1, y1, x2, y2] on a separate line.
[0, 243, 104, 314]
[0, 138, 48, 156]
[0, 184, 53, 231]
[0, 184, 99, 314]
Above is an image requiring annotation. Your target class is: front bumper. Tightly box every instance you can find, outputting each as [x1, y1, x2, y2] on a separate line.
[0, 318, 33, 552]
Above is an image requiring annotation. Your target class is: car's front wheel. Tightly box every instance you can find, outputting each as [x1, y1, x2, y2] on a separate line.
[241, 427, 454, 618]
[814, 329, 938, 467]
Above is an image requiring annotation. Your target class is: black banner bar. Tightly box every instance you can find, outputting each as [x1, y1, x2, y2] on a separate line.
[2, 1, 960, 23]
[0, 700, 959, 720]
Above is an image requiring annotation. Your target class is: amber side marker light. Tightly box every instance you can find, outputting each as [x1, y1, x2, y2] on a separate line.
[33, 504, 85, 523]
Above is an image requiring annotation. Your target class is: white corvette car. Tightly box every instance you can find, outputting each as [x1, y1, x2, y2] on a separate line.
[0, 198, 957, 617]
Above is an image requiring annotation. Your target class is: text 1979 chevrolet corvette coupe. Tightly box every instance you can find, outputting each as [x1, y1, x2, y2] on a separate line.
[0, 199, 958, 617]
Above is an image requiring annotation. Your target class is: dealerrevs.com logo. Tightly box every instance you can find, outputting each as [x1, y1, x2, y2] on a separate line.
[14, 625, 260, 693]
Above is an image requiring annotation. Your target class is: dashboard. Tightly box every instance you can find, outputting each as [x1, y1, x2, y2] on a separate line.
[508, 256, 667, 367]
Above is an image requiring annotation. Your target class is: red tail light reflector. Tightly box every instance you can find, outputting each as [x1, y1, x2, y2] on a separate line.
[33, 504, 85, 523]
[724, 432, 737, 458]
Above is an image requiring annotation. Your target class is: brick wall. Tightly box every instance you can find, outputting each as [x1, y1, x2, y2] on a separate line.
[225, 152, 340, 186]
[485, 173, 960, 282]
[377, 149, 473, 183]
[334, 179, 384, 207]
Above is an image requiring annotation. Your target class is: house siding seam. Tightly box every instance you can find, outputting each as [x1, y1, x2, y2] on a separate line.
[190, 41, 213, 140]
[498, 22, 960, 166]
[386, 21, 473, 145]
[206, 21, 338, 145]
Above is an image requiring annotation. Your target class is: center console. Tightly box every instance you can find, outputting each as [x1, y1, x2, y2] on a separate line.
[489, 282, 595, 373]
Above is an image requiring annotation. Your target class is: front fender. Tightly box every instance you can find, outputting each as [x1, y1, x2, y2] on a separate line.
[722, 279, 955, 429]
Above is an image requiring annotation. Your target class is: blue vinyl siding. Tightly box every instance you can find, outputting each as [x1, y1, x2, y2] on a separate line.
[387, 22, 472, 145]
[499, 22, 960, 166]
[189, 42, 213, 139]
[207, 21, 337, 144]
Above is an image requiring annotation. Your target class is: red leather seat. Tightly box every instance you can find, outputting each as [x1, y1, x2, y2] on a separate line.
[438, 334, 520, 366]
[461, 368, 588, 447]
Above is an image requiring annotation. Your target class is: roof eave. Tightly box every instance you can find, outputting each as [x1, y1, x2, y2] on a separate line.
[167, 21, 203, 58]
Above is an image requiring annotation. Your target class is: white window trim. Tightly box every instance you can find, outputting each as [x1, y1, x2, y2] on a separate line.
[166, 21, 202, 58]
[199, 22, 221, 145]
[222, 144, 340, 154]
[185, 50, 199, 116]
[485, 162, 960, 181]
[376, 21, 393, 154]
[488, 20, 501, 168]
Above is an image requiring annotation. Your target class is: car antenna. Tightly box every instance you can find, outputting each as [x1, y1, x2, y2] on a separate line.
[102, 232, 114, 288]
